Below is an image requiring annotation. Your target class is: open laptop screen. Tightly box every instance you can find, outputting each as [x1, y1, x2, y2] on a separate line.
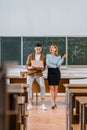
[31, 60, 44, 68]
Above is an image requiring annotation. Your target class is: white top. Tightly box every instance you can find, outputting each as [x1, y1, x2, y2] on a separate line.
[35, 54, 41, 61]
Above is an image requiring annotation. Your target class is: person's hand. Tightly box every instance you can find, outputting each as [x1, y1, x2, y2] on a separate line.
[35, 67, 43, 71]
[62, 54, 67, 59]
[27, 66, 35, 70]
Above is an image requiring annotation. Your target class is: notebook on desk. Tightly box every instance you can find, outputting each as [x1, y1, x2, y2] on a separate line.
[31, 60, 44, 68]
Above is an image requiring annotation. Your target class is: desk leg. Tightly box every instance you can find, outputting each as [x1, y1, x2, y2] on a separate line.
[82, 104, 86, 130]
[24, 89, 28, 103]
[79, 104, 86, 130]
[79, 104, 83, 130]
[65, 87, 69, 130]
[69, 93, 73, 130]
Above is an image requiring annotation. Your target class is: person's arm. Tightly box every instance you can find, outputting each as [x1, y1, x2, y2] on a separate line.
[41, 55, 46, 71]
[26, 54, 34, 70]
[57, 54, 67, 67]
[62, 54, 67, 59]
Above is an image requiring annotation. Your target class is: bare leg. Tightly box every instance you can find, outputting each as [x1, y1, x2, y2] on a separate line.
[54, 85, 58, 105]
[50, 86, 55, 106]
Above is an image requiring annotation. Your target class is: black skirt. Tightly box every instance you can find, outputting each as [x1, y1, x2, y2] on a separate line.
[48, 68, 61, 85]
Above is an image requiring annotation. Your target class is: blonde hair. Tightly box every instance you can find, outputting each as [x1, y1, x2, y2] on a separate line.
[50, 43, 58, 56]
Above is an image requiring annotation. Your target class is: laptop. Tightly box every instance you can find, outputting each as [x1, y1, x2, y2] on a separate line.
[31, 60, 44, 68]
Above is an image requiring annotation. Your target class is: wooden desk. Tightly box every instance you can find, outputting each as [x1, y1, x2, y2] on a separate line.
[7, 83, 29, 103]
[76, 96, 87, 130]
[7, 84, 24, 130]
[7, 76, 69, 104]
[63, 84, 87, 130]
[7, 84, 29, 130]
[64, 84, 87, 89]
[7, 75, 87, 105]
[7, 75, 86, 93]
[65, 88, 87, 130]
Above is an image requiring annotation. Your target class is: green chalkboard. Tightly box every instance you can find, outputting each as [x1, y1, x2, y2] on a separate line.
[23, 37, 66, 65]
[1, 37, 21, 65]
[1, 36, 87, 65]
[68, 37, 87, 65]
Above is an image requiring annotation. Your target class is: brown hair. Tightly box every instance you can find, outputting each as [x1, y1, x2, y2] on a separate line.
[50, 43, 58, 56]
[35, 43, 42, 48]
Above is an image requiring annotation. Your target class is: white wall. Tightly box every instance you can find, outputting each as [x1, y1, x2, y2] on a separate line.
[0, 0, 87, 36]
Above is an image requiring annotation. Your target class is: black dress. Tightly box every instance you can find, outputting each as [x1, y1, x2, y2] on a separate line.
[48, 68, 61, 85]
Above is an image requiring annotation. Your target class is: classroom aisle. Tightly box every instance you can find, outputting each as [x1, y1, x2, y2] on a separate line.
[26, 96, 66, 130]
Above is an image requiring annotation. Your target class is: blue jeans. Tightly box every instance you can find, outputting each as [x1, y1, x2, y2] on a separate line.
[27, 75, 46, 99]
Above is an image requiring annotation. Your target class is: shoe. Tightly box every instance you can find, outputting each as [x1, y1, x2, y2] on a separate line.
[52, 106, 55, 109]
[51, 104, 57, 109]
[40, 104, 47, 110]
[27, 104, 33, 110]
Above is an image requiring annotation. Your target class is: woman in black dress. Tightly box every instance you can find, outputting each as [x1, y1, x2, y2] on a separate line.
[46, 44, 67, 109]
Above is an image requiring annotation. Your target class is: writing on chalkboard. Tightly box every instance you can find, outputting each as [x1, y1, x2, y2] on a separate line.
[68, 37, 87, 65]
[71, 45, 85, 62]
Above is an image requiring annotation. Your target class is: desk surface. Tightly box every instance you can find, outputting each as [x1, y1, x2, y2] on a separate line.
[6, 75, 87, 93]
[62, 75, 87, 79]
[7, 75, 24, 79]
[64, 84, 87, 88]
[68, 89, 87, 93]
[7, 83, 29, 93]
[7, 83, 29, 88]
[76, 96, 87, 104]
[7, 75, 87, 79]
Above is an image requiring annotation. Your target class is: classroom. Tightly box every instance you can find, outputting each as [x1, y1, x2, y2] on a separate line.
[0, 0, 87, 130]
